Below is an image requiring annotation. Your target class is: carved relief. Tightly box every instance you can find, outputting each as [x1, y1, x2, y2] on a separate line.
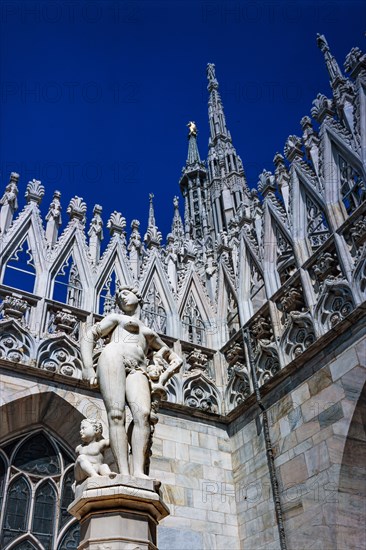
[0, 320, 34, 364]
[182, 374, 220, 413]
[225, 362, 251, 410]
[37, 336, 82, 377]
[315, 279, 355, 330]
[281, 311, 316, 361]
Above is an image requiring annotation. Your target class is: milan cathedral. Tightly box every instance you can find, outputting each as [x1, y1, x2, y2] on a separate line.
[0, 36, 365, 550]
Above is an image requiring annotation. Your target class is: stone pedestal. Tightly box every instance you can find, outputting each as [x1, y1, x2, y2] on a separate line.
[68, 474, 170, 550]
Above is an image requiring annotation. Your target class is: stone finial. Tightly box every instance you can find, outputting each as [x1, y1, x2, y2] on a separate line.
[25, 179, 45, 205]
[284, 135, 303, 162]
[170, 196, 184, 243]
[316, 33, 343, 83]
[311, 93, 334, 122]
[67, 196, 87, 224]
[258, 169, 276, 196]
[144, 194, 162, 248]
[107, 211, 126, 236]
[344, 46, 366, 78]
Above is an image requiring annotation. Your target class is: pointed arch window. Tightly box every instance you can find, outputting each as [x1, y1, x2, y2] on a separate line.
[53, 256, 83, 308]
[2, 476, 31, 546]
[339, 154, 365, 214]
[182, 294, 205, 345]
[31, 481, 57, 548]
[98, 270, 120, 315]
[10, 541, 40, 550]
[141, 281, 167, 334]
[0, 431, 80, 550]
[249, 259, 266, 314]
[305, 195, 330, 250]
[2, 238, 36, 293]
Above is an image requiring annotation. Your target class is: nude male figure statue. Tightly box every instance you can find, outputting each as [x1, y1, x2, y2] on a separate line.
[80, 286, 182, 478]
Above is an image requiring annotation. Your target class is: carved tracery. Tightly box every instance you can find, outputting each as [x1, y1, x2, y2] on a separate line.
[141, 281, 167, 334]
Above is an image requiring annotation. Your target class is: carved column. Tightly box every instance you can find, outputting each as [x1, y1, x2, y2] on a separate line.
[68, 475, 169, 550]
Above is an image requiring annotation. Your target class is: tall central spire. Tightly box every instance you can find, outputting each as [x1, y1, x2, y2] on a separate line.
[179, 123, 209, 241]
[206, 63, 250, 234]
[207, 63, 230, 141]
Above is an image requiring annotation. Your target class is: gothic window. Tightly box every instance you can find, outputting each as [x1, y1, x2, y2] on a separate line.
[0, 431, 80, 550]
[141, 281, 167, 334]
[53, 256, 83, 309]
[182, 294, 205, 345]
[305, 195, 330, 249]
[249, 259, 266, 314]
[275, 225, 296, 283]
[2, 239, 36, 294]
[339, 154, 366, 214]
[31, 481, 57, 548]
[98, 270, 120, 315]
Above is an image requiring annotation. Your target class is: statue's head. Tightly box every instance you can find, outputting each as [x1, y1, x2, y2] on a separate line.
[80, 418, 103, 442]
[116, 286, 143, 313]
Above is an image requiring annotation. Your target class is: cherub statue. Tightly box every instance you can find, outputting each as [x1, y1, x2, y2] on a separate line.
[74, 419, 112, 485]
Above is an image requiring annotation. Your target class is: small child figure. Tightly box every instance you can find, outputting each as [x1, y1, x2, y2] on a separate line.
[74, 418, 112, 486]
[147, 350, 181, 391]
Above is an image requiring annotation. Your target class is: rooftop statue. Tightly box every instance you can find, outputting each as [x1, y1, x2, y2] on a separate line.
[80, 286, 183, 479]
[187, 121, 197, 136]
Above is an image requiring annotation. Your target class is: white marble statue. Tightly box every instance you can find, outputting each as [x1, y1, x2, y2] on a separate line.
[80, 286, 183, 479]
[74, 418, 112, 485]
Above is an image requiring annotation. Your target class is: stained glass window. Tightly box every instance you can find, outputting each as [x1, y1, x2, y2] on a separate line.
[32, 481, 57, 548]
[0, 431, 80, 550]
[2, 476, 30, 546]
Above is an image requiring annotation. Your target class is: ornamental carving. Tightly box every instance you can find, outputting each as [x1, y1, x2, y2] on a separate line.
[48, 308, 79, 339]
[183, 374, 220, 414]
[225, 362, 251, 410]
[255, 345, 281, 386]
[0, 320, 34, 364]
[279, 287, 304, 314]
[67, 196, 87, 223]
[186, 348, 209, 373]
[250, 315, 272, 342]
[281, 311, 316, 362]
[25, 179, 45, 204]
[0, 294, 31, 324]
[315, 280, 355, 331]
[37, 336, 82, 378]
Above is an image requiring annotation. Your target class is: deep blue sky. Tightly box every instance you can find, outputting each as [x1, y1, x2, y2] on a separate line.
[0, 0, 365, 241]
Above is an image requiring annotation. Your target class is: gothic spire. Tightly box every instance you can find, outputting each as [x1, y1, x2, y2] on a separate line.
[207, 63, 230, 141]
[316, 34, 344, 87]
[316, 34, 355, 131]
[171, 196, 184, 241]
[179, 124, 209, 241]
[144, 193, 162, 248]
[206, 63, 250, 234]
